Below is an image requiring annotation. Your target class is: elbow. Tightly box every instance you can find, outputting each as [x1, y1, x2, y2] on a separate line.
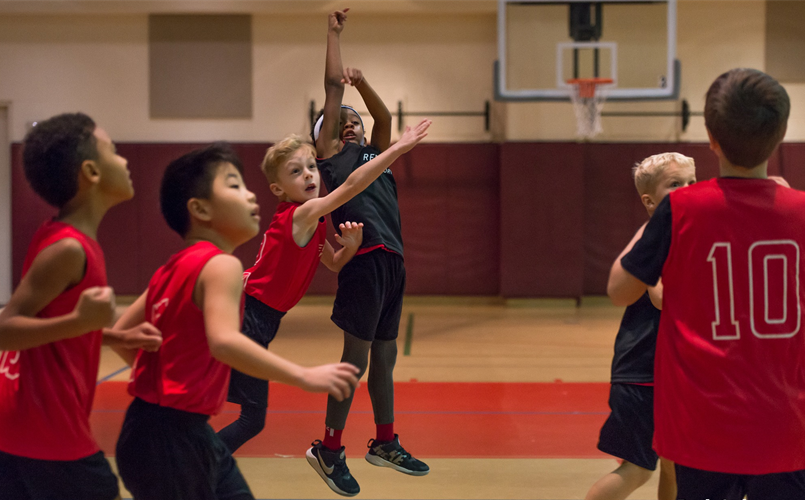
[606, 282, 630, 307]
[324, 77, 345, 90]
[208, 336, 234, 365]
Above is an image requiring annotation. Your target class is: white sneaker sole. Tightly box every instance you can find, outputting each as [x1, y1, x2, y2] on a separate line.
[364, 452, 430, 476]
[306, 448, 359, 497]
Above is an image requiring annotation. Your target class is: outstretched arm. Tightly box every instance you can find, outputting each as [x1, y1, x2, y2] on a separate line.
[317, 9, 349, 159]
[607, 223, 649, 306]
[297, 119, 431, 227]
[199, 254, 360, 399]
[0, 239, 115, 351]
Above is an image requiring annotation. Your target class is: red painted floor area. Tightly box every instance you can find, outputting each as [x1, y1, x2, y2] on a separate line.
[92, 382, 612, 459]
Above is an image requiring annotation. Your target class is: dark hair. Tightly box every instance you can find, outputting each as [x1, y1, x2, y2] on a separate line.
[22, 113, 98, 208]
[705, 68, 790, 168]
[160, 143, 244, 236]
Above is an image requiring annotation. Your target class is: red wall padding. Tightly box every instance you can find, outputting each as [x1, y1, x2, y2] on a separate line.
[500, 143, 585, 297]
[11, 142, 799, 298]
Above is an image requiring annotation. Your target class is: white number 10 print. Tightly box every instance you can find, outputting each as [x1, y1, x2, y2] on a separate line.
[707, 240, 800, 340]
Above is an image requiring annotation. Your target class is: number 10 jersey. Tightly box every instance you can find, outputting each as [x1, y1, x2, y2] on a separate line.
[624, 177, 805, 474]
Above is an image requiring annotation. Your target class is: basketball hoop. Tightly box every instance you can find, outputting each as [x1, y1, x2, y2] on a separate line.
[567, 78, 613, 138]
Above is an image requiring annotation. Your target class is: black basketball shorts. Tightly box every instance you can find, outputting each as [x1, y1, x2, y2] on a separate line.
[332, 249, 406, 342]
[597, 382, 658, 471]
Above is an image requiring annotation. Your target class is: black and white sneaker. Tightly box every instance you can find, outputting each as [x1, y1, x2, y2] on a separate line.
[365, 434, 430, 476]
[306, 441, 360, 497]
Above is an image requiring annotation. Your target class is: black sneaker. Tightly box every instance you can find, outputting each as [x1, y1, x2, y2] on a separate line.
[365, 434, 430, 476]
[306, 441, 360, 497]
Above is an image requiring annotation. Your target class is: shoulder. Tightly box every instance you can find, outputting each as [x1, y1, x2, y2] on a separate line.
[201, 253, 243, 276]
[34, 237, 86, 268]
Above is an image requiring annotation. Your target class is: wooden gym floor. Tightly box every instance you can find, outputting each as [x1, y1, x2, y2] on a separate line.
[95, 297, 664, 500]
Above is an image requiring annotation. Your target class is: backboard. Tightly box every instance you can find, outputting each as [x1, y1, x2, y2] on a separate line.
[495, 0, 678, 101]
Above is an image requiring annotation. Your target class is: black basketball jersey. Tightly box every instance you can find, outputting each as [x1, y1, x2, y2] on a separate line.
[317, 142, 404, 256]
[610, 292, 660, 384]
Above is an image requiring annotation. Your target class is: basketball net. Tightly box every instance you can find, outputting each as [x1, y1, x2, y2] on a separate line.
[567, 78, 613, 139]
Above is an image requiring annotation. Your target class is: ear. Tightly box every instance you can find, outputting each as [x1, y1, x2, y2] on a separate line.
[706, 128, 721, 155]
[79, 159, 101, 186]
[187, 197, 212, 223]
[269, 182, 284, 198]
[641, 193, 656, 213]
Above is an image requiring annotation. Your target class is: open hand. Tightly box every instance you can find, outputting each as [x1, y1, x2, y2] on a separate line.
[395, 119, 431, 154]
[75, 286, 116, 331]
[334, 221, 364, 250]
[329, 9, 349, 34]
[300, 362, 360, 401]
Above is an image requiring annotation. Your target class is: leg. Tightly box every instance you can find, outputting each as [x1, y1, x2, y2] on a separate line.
[584, 461, 653, 500]
[591, 384, 658, 498]
[324, 332, 371, 431]
[367, 338, 397, 427]
[217, 295, 279, 453]
[307, 332, 369, 497]
[217, 403, 267, 453]
[657, 457, 677, 500]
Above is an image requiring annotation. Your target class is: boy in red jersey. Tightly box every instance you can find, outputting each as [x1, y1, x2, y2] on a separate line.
[112, 144, 361, 500]
[219, 120, 429, 454]
[304, 10, 430, 497]
[586, 153, 696, 500]
[0, 113, 162, 500]
[609, 68, 805, 499]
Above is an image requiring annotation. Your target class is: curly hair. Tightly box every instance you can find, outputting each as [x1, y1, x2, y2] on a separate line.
[22, 113, 98, 208]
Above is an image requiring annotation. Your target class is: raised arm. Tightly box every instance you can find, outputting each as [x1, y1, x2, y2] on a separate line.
[297, 119, 430, 227]
[316, 10, 349, 159]
[0, 239, 115, 351]
[353, 73, 392, 152]
[198, 254, 359, 399]
[607, 223, 650, 306]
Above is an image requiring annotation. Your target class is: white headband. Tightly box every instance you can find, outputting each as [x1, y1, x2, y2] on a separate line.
[313, 105, 365, 145]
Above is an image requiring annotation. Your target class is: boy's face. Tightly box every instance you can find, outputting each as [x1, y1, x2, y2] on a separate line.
[340, 109, 364, 145]
[206, 163, 260, 246]
[93, 127, 134, 203]
[270, 148, 321, 203]
[642, 162, 697, 216]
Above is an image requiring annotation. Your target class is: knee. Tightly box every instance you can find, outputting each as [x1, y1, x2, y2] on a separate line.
[617, 461, 653, 487]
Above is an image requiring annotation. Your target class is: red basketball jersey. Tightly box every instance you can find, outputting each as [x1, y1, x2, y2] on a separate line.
[0, 221, 106, 460]
[243, 202, 326, 312]
[129, 241, 233, 416]
[657, 178, 805, 474]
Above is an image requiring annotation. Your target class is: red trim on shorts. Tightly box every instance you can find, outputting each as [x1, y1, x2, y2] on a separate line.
[356, 244, 400, 256]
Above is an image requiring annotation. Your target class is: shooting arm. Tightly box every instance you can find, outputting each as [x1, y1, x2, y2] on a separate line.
[355, 78, 392, 152]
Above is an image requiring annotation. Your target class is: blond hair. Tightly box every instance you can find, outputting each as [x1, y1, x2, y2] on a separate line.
[261, 134, 316, 184]
[633, 152, 695, 195]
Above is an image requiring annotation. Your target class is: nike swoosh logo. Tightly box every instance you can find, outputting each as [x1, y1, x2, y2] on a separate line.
[318, 453, 334, 475]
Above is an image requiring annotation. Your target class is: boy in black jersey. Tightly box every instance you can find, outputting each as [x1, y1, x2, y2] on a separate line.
[304, 9, 429, 497]
[585, 153, 696, 500]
